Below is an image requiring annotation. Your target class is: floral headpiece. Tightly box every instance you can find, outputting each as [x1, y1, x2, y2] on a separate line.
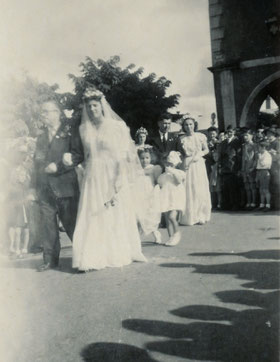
[82, 88, 104, 101]
[182, 115, 195, 122]
[135, 127, 148, 137]
[167, 151, 182, 166]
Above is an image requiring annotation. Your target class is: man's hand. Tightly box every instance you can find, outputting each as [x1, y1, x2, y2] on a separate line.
[45, 163, 57, 174]
[63, 153, 73, 166]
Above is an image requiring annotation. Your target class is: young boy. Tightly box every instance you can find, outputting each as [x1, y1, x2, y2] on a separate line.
[241, 130, 257, 210]
[256, 142, 272, 211]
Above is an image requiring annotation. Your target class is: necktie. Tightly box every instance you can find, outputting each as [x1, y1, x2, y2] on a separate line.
[162, 134, 167, 151]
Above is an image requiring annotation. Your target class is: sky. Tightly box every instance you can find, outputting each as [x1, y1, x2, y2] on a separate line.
[0, 0, 216, 129]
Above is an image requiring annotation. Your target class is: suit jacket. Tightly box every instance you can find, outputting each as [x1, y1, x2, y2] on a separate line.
[32, 122, 84, 199]
[219, 137, 240, 175]
[149, 132, 177, 164]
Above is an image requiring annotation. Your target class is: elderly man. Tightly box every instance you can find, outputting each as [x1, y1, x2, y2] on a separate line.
[149, 118, 177, 166]
[30, 98, 83, 271]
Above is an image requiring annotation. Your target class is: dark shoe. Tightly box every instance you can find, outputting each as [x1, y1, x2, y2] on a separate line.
[30, 247, 43, 254]
[256, 206, 265, 211]
[37, 262, 58, 272]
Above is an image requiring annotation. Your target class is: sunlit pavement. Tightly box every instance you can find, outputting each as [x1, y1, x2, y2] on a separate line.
[0, 210, 279, 362]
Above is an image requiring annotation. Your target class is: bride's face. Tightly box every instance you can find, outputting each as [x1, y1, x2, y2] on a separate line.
[86, 99, 103, 124]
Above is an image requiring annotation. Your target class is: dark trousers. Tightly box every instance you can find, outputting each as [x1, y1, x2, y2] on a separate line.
[221, 174, 239, 210]
[26, 201, 42, 252]
[40, 190, 78, 265]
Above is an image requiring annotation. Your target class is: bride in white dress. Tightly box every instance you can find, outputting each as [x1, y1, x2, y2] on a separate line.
[65, 88, 146, 271]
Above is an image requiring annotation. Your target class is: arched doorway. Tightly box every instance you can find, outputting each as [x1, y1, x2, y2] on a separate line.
[240, 71, 280, 128]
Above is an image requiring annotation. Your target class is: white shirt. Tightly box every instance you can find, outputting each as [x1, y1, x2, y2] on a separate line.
[159, 131, 168, 142]
[256, 150, 272, 170]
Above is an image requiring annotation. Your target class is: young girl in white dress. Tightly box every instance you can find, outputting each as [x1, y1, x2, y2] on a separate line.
[137, 147, 163, 244]
[157, 151, 186, 246]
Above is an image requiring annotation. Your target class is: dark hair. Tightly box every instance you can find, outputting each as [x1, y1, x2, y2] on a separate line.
[137, 147, 158, 164]
[138, 148, 151, 157]
[207, 126, 218, 133]
[243, 128, 253, 135]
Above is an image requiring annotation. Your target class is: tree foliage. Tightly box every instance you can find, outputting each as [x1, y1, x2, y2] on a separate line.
[3, 57, 180, 139]
[3, 75, 64, 137]
[66, 56, 180, 135]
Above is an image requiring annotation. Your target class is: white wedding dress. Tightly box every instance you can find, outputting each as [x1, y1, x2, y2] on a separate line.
[72, 114, 146, 271]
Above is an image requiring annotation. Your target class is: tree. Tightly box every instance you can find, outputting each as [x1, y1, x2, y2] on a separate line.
[14, 76, 65, 136]
[1, 74, 65, 137]
[66, 56, 180, 135]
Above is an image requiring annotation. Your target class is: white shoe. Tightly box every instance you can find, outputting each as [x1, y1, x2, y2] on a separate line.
[153, 230, 163, 244]
[165, 231, 181, 246]
[22, 248, 28, 254]
[197, 220, 205, 225]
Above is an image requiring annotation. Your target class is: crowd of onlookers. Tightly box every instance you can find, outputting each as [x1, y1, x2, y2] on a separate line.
[204, 124, 280, 212]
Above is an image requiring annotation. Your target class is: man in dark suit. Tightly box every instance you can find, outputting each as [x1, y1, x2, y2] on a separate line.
[30, 98, 84, 271]
[219, 125, 240, 210]
[149, 118, 177, 166]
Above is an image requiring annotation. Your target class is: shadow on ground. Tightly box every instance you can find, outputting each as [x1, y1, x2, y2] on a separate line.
[188, 249, 280, 260]
[120, 253, 280, 361]
[159, 259, 280, 289]
[81, 342, 158, 362]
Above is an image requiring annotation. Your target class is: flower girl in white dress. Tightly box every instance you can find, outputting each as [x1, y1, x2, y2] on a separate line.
[157, 151, 186, 246]
[137, 147, 163, 244]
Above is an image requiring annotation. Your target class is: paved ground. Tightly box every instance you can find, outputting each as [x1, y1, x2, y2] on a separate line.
[0, 210, 279, 362]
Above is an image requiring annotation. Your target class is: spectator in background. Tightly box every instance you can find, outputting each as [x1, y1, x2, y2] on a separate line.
[205, 126, 219, 179]
[241, 130, 257, 210]
[256, 142, 272, 211]
[254, 126, 265, 144]
[219, 125, 240, 210]
[8, 165, 30, 257]
[209, 149, 222, 210]
[266, 128, 280, 209]
[218, 131, 226, 143]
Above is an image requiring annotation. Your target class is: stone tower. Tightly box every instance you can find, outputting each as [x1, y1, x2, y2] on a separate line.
[208, 0, 280, 129]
